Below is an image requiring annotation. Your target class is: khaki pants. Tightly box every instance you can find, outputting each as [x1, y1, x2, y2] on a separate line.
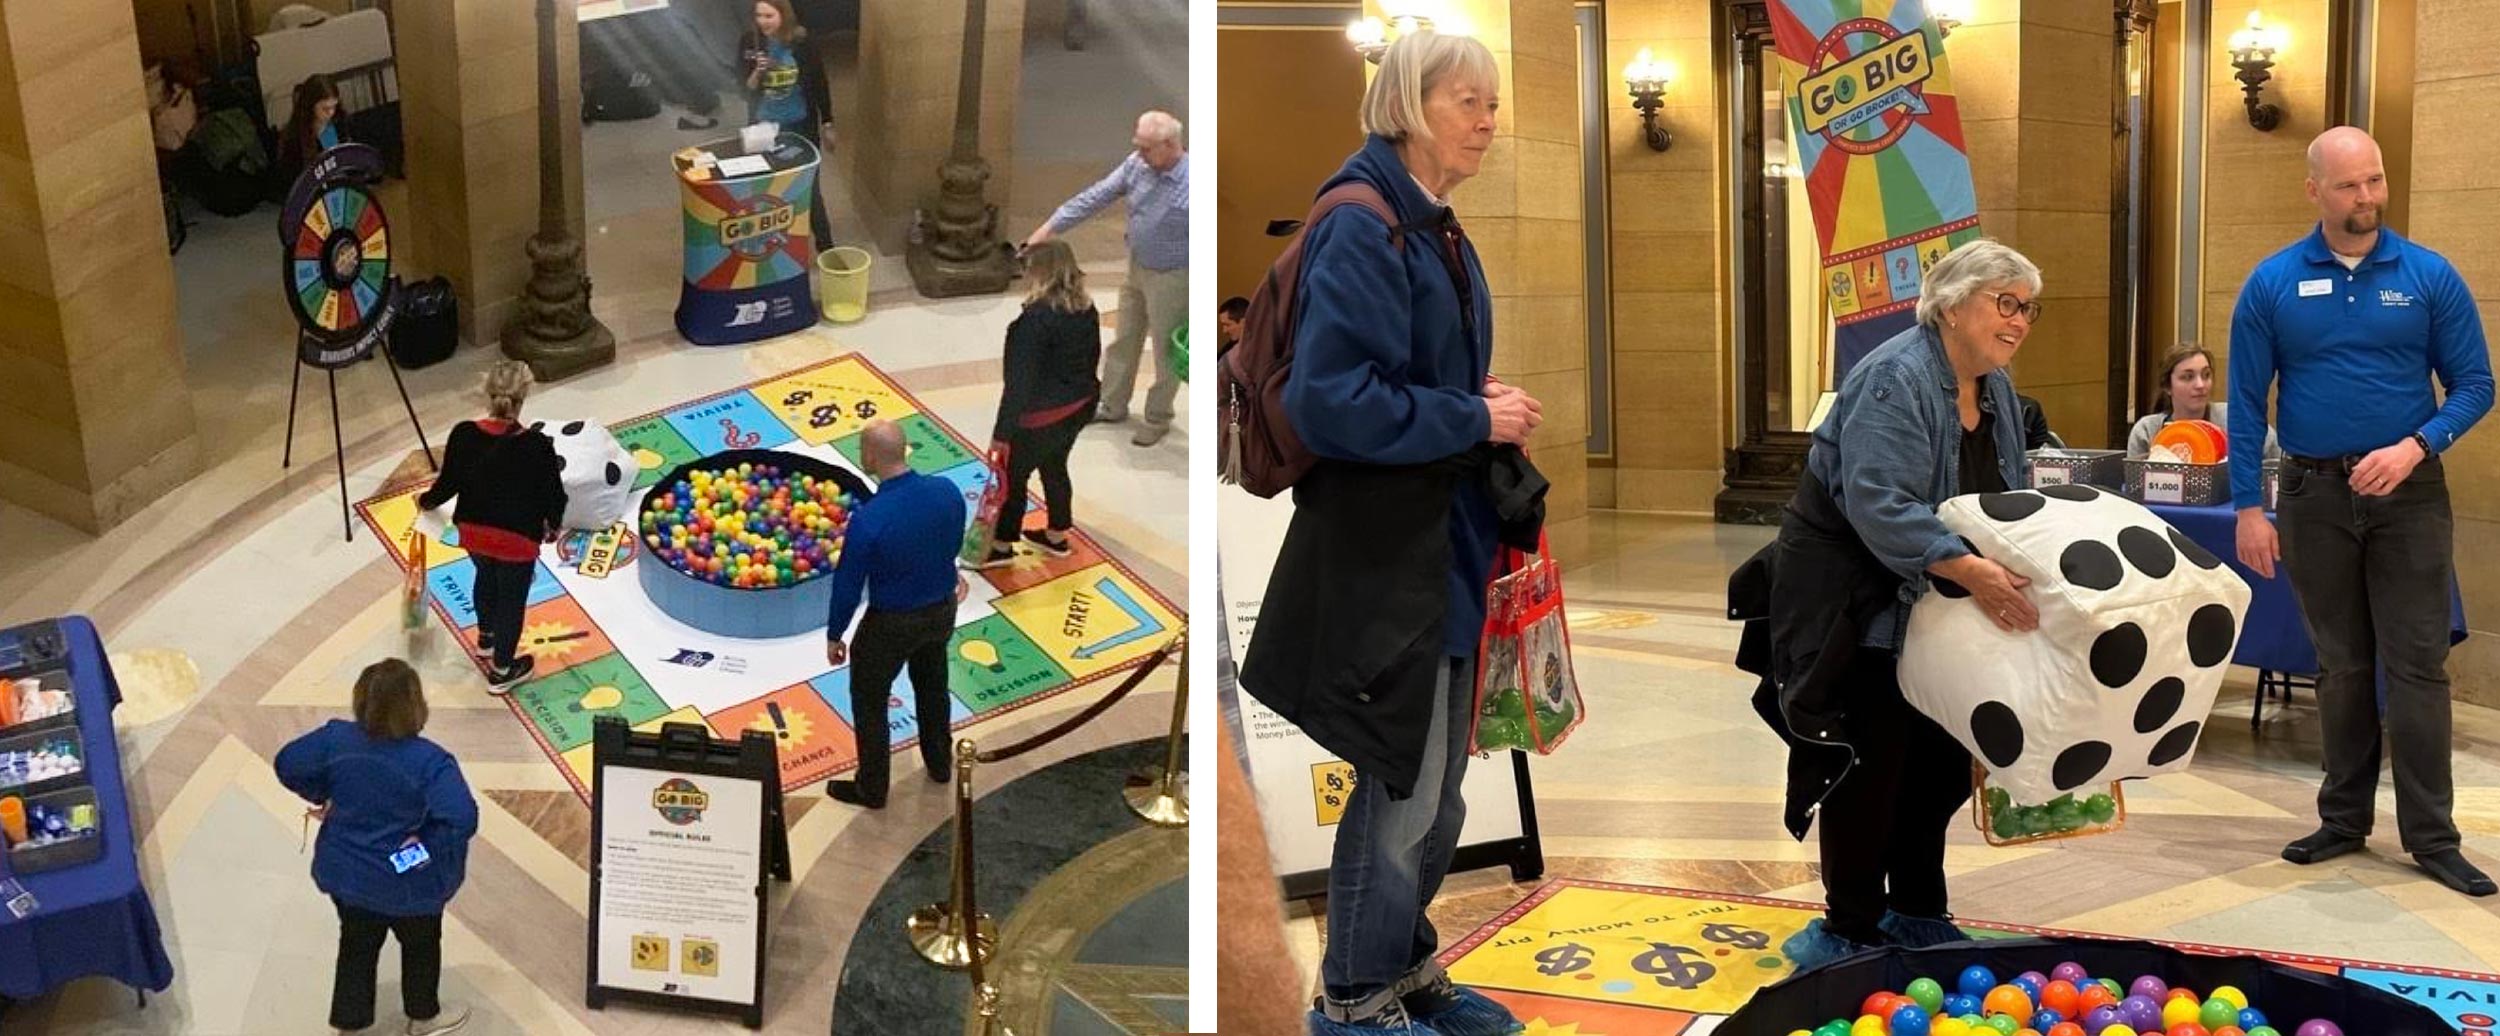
[1102, 260, 1186, 426]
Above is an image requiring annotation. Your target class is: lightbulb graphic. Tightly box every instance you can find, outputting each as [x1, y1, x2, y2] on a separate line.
[958, 639, 1007, 674]
[631, 447, 664, 470]
[572, 685, 624, 713]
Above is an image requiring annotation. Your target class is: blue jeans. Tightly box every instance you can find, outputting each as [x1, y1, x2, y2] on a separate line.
[1323, 656, 1474, 1010]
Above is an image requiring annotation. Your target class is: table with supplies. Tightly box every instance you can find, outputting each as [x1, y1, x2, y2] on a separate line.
[0, 616, 175, 1000]
[671, 131, 822, 346]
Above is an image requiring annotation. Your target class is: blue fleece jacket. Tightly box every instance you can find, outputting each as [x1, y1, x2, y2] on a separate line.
[1283, 135, 1499, 659]
[275, 720, 478, 917]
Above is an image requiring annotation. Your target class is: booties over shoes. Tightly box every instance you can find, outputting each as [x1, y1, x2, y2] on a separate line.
[1782, 918, 1891, 972]
[1401, 973, 1524, 1036]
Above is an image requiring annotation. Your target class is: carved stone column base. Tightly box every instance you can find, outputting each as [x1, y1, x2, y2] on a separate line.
[1714, 438, 1809, 525]
[906, 241, 1017, 298]
[501, 319, 616, 382]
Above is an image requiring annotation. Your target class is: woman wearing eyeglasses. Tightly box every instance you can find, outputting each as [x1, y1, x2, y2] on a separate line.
[1736, 239, 2044, 968]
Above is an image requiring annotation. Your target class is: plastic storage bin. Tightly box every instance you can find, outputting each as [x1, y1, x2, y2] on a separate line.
[5, 783, 104, 876]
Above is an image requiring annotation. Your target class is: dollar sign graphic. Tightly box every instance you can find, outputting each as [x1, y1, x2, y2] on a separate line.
[783, 389, 812, 406]
[1630, 943, 1716, 991]
[854, 399, 879, 420]
[810, 403, 839, 428]
[1534, 943, 1593, 976]
[1700, 924, 1769, 951]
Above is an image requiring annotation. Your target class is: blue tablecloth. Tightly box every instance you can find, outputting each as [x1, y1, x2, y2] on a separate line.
[0, 616, 175, 998]
[2145, 503, 2467, 674]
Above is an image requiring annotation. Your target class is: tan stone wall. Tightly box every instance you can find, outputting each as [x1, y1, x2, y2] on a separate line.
[855, 0, 1026, 257]
[1213, 27, 1366, 303]
[2197, 0, 2330, 383]
[1602, 0, 1721, 514]
[396, 0, 589, 346]
[2408, 0, 2500, 709]
[0, 0, 199, 532]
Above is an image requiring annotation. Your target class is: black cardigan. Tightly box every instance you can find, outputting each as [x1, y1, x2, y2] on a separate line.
[416, 421, 568, 541]
[993, 303, 1102, 440]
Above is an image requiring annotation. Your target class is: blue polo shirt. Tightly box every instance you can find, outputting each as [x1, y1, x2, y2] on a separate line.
[2226, 225, 2493, 508]
[823, 470, 967, 638]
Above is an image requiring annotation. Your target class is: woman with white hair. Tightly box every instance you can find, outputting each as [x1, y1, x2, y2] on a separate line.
[1734, 239, 2044, 969]
[1233, 30, 1539, 1036]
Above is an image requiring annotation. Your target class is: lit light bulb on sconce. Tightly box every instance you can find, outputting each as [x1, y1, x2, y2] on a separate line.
[1624, 48, 1676, 153]
[2227, 10, 2286, 132]
[1928, 0, 1970, 36]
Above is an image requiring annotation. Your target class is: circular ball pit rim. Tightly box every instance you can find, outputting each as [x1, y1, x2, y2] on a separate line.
[637, 448, 876, 640]
[1715, 936, 2453, 1036]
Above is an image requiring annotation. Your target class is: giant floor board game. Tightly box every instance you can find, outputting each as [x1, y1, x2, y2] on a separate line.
[354, 354, 1181, 798]
[1438, 880, 2500, 1035]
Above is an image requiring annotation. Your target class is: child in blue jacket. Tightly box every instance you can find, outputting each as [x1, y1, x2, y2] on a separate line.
[276, 659, 479, 1036]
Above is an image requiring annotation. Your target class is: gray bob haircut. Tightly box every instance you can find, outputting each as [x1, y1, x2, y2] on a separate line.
[1359, 31, 1500, 142]
[1914, 238, 2042, 329]
[1137, 110, 1183, 143]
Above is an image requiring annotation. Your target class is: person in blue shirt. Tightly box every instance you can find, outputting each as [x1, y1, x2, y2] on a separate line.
[740, 0, 834, 251]
[2229, 126, 2496, 898]
[1022, 110, 1189, 447]
[823, 419, 969, 808]
[275, 659, 479, 1036]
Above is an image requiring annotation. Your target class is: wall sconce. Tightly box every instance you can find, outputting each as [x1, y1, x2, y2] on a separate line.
[1624, 48, 1673, 152]
[1928, 0, 1968, 37]
[2227, 10, 2286, 131]
[1346, 1, 1439, 64]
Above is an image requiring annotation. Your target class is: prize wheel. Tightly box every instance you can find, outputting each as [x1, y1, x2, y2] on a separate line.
[284, 180, 393, 351]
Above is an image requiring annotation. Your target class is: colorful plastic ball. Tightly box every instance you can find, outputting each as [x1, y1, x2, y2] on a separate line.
[2118, 996, 2163, 1032]
[2166, 1027, 2209, 1036]
[2098, 980, 2126, 1001]
[2167, 989, 2200, 1006]
[1907, 978, 1947, 1014]
[1946, 994, 1983, 1017]
[2213, 1028, 2245, 1036]
[2051, 963, 2089, 985]
[1814, 1023, 1851, 1036]
[2099, 1027, 2137, 1036]
[1960, 966, 2000, 998]
[2019, 972, 2051, 992]
[1863, 993, 1905, 1019]
[1984, 987, 2036, 1020]
[2209, 987, 2247, 1012]
[2078, 986, 2119, 1016]
[2047, 1026, 2083, 1036]
[1892, 1004, 1932, 1036]
[1983, 1016, 2019, 1036]
[2291, 1023, 2340, 1036]
[2041, 981, 2081, 1016]
[2085, 1006, 2121, 1031]
[2198, 1000, 2238, 1031]
[2161, 999, 2202, 1029]
[1933, 1019, 1972, 1036]
[2031, 1009, 2065, 1031]
[2244, 1028, 2279, 1036]
[2130, 978, 2170, 1003]
[1850, 1016, 1885, 1036]
[2236, 1010, 2267, 1031]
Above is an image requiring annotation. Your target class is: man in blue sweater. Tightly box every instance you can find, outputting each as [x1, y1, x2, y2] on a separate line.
[824, 420, 969, 808]
[2231, 126, 2496, 897]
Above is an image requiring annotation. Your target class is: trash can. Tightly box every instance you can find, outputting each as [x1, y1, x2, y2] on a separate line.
[816, 246, 873, 323]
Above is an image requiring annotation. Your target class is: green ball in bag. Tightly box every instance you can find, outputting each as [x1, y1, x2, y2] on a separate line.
[1533, 699, 1575, 737]
[1485, 687, 1527, 720]
[1475, 714, 1528, 750]
[2083, 792, 2118, 823]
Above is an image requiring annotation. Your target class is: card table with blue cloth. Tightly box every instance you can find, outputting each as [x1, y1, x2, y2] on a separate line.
[2144, 502, 2467, 728]
[0, 616, 175, 1002]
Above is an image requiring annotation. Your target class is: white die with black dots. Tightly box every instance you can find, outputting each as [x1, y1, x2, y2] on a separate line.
[535, 418, 636, 532]
[1897, 483, 2252, 806]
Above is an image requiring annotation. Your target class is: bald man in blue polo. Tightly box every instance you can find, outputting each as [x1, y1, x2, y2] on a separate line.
[2230, 126, 2495, 897]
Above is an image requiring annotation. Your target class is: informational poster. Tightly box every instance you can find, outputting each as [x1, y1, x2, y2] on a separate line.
[1767, 0, 1981, 378]
[595, 765, 765, 1006]
[1219, 489, 1529, 891]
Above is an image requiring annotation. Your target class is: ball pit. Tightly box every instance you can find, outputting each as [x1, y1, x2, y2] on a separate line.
[1781, 961, 2329, 1036]
[634, 450, 877, 639]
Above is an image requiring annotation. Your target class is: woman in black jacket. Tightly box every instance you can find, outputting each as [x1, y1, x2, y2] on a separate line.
[974, 240, 1101, 568]
[417, 361, 568, 690]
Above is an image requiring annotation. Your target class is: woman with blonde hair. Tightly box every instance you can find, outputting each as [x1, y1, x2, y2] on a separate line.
[277, 659, 479, 1036]
[416, 361, 567, 689]
[976, 239, 1101, 568]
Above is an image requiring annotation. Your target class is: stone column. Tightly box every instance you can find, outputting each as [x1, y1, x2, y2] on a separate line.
[2406, 0, 2500, 708]
[395, 0, 589, 347]
[1373, 0, 1590, 563]
[2196, 0, 2331, 404]
[0, 1, 200, 533]
[855, 0, 1026, 257]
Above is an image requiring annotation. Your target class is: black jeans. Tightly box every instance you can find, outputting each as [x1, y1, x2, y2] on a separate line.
[1816, 648, 1974, 945]
[472, 556, 534, 669]
[2275, 453, 2460, 854]
[993, 411, 1087, 543]
[848, 601, 956, 804]
[331, 899, 443, 1030]
[795, 120, 835, 252]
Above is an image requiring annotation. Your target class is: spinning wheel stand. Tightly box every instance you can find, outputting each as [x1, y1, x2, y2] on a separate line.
[276, 144, 437, 541]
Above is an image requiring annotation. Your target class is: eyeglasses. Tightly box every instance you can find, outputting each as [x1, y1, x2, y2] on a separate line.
[1982, 290, 2044, 322]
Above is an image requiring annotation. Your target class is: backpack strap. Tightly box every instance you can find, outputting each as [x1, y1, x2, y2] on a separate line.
[1276, 183, 1410, 251]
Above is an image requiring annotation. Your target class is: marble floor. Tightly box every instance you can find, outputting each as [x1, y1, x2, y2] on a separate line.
[1279, 512, 2500, 993]
[0, 13, 1187, 1036]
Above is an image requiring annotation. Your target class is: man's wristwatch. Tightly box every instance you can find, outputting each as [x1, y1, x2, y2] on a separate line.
[2411, 431, 2436, 457]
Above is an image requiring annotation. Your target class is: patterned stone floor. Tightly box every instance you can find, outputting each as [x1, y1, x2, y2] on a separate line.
[1282, 512, 2500, 993]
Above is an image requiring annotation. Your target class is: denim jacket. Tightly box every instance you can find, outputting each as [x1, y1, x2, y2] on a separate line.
[1804, 323, 2030, 650]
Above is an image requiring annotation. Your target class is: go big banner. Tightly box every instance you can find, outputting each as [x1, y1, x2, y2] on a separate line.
[1768, 0, 1981, 378]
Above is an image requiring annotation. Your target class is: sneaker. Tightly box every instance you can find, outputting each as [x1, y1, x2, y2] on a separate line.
[485, 656, 535, 694]
[406, 1004, 471, 1036]
[1402, 974, 1521, 1036]
[1308, 995, 1444, 1036]
[2282, 828, 2366, 865]
[1093, 404, 1126, 424]
[1878, 910, 1968, 948]
[1131, 423, 1169, 447]
[2415, 849, 2498, 897]
[1021, 529, 1074, 557]
[972, 545, 1018, 570]
[1781, 918, 1889, 972]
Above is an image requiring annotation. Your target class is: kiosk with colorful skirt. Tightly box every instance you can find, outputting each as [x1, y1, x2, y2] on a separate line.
[672, 131, 821, 346]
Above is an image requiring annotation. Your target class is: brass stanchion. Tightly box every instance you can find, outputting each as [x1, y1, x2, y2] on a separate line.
[1122, 629, 1189, 826]
[907, 738, 997, 969]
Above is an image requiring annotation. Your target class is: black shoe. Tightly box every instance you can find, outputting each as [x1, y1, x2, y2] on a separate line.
[1020, 529, 1073, 557]
[2414, 849, 2498, 897]
[2282, 828, 2366, 865]
[485, 655, 535, 694]
[927, 763, 952, 784]
[826, 780, 885, 809]
[972, 545, 1018, 570]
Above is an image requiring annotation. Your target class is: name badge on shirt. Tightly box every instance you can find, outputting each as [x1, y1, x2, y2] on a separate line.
[2297, 278, 2332, 297]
